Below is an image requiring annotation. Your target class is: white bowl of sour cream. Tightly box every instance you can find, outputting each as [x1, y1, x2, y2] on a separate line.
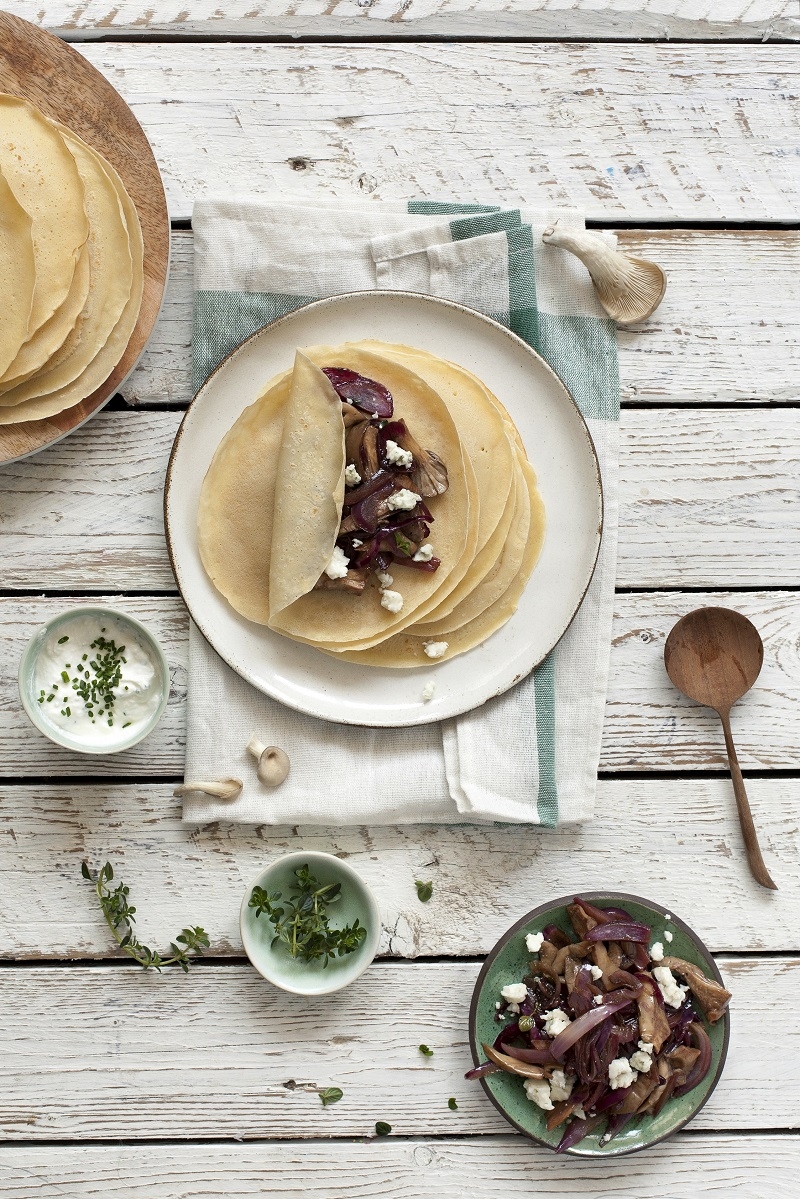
[18, 606, 170, 754]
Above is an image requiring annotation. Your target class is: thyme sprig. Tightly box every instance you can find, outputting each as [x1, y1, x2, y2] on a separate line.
[249, 863, 367, 966]
[82, 861, 209, 972]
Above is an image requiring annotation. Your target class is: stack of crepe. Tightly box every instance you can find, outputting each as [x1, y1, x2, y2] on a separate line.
[198, 342, 546, 666]
[0, 94, 143, 425]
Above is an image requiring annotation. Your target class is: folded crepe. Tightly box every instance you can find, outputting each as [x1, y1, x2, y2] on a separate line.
[198, 341, 545, 666]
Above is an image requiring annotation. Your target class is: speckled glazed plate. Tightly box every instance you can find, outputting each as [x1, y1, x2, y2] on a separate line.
[469, 892, 730, 1157]
[164, 292, 602, 727]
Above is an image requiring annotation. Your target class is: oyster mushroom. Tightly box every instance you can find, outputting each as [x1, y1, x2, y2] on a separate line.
[173, 778, 242, 800]
[246, 736, 290, 787]
[541, 224, 666, 325]
[481, 1042, 549, 1080]
[397, 427, 448, 497]
[659, 956, 732, 1023]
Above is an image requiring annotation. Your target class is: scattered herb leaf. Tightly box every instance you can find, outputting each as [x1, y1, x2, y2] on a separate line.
[419, 1044, 434, 1057]
[81, 861, 209, 972]
[249, 864, 367, 967]
[415, 880, 433, 903]
[375, 1121, 392, 1136]
[319, 1087, 343, 1107]
[448, 1097, 458, 1111]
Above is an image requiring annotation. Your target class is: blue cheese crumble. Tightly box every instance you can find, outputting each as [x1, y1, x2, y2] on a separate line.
[324, 545, 349, 579]
[387, 488, 422, 512]
[385, 439, 413, 469]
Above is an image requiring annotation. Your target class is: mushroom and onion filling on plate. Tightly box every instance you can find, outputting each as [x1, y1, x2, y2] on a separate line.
[467, 896, 731, 1153]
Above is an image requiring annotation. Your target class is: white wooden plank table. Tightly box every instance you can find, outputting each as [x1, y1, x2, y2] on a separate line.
[0, 5, 798, 1195]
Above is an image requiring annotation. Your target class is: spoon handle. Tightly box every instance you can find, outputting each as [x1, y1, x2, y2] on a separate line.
[718, 709, 778, 890]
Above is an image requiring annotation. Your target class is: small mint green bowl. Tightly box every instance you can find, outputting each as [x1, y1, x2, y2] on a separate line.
[18, 605, 170, 755]
[470, 891, 730, 1157]
[240, 851, 381, 996]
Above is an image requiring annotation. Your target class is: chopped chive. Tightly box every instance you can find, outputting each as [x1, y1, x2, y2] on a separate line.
[57, 635, 69, 644]
[60, 671, 69, 684]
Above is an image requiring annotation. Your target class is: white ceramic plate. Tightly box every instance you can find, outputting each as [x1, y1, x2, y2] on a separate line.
[165, 292, 602, 727]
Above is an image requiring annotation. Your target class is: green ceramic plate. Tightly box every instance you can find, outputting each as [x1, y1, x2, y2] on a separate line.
[469, 891, 730, 1157]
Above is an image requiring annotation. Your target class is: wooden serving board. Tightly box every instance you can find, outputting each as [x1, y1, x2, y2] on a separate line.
[0, 12, 169, 464]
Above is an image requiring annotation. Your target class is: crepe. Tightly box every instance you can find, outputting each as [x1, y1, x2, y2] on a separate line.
[198, 340, 545, 665]
[0, 134, 144, 426]
[199, 347, 473, 648]
[0, 95, 89, 376]
[0, 127, 133, 407]
[0, 166, 35, 378]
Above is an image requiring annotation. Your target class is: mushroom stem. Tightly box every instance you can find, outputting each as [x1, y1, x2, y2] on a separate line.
[541, 223, 666, 325]
[173, 778, 243, 800]
[246, 735, 267, 761]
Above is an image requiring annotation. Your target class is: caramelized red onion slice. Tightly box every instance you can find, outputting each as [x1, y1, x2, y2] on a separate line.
[556, 1113, 604, 1154]
[465, 1061, 500, 1080]
[673, 1022, 713, 1097]
[350, 480, 396, 533]
[322, 367, 394, 416]
[343, 469, 395, 508]
[498, 1043, 561, 1068]
[549, 993, 636, 1061]
[585, 921, 651, 944]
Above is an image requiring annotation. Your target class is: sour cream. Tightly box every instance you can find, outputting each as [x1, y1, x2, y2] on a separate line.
[32, 613, 164, 750]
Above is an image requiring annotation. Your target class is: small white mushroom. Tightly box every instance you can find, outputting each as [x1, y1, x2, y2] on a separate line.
[247, 736, 291, 787]
[173, 778, 242, 800]
[541, 224, 666, 325]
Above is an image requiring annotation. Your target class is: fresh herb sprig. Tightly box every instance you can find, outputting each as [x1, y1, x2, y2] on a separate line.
[249, 864, 367, 967]
[82, 861, 209, 972]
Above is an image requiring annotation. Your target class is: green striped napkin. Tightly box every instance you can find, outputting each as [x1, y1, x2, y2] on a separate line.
[184, 199, 618, 826]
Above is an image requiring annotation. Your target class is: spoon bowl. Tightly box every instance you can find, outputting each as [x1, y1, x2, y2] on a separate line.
[664, 606, 776, 891]
[664, 607, 763, 711]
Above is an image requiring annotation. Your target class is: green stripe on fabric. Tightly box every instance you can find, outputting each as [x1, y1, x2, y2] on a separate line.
[504, 223, 557, 821]
[532, 655, 558, 827]
[536, 313, 619, 422]
[407, 201, 500, 215]
[506, 231, 539, 353]
[449, 211, 523, 241]
[192, 291, 316, 393]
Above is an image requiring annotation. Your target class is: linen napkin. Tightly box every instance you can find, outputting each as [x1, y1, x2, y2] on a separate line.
[182, 199, 619, 827]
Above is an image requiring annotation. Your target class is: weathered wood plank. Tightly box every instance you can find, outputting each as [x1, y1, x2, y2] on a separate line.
[2, 406, 799, 591]
[16, 1, 800, 42]
[0, 777, 794, 959]
[1, 590, 799, 776]
[124, 229, 800, 410]
[0, 1134, 796, 1198]
[68, 42, 800, 222]
[0, 958, 789, 1138]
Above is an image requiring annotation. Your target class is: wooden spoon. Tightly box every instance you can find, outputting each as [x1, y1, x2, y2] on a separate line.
[664, 607, 777, 891]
